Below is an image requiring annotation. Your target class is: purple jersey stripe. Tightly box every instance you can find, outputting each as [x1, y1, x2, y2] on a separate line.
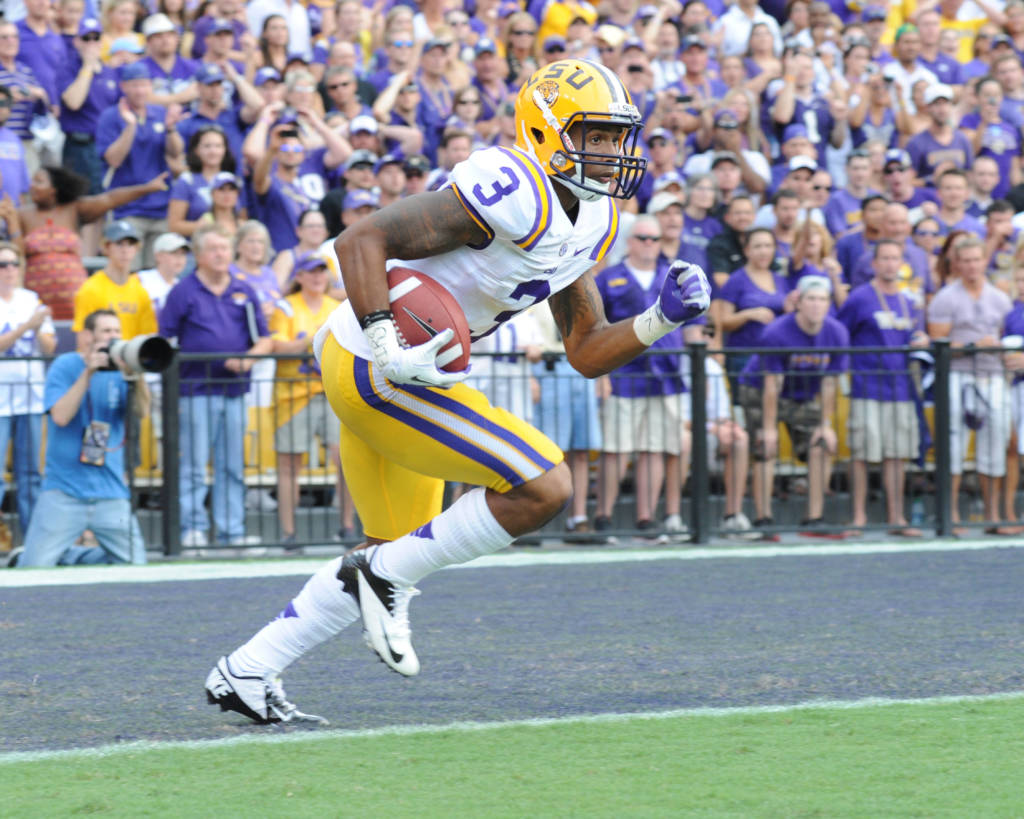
[352, 359, 526, 486]
[450, 182, 496, 249]
[497, 147, 551, 251]
[590, 198, 617, 262]
[399, 382, 558, 473]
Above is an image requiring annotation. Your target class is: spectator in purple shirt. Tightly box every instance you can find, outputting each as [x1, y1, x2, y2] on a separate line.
[838, 239, 929, 536]
[905, 83, 973, 187]
[934, 168, 986, 237]
[967, 155, 1001, 219]
[58, 18, 119, 194]
[167, 126, 239, 238]
[678, 174, 723, 273]
[16, 0, 66, 118]
[139, 13, 198, 106]
[915, 9, 964, 87]
[960, 77, 1021, 200]
[823, 148, 878, 238]
[739, 275, 849, 535]
[191, 1, 249, 61]
[159, 224, 273, 548]
[768, 46, 845, 162]
[0, 20, 49, 173]
[881, 147, 938, 210]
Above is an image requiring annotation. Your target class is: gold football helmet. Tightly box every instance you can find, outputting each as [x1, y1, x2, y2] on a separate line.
[514, 59, 647, 201]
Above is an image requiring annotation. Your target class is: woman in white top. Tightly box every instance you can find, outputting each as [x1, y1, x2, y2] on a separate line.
[0, 241, 56, 535]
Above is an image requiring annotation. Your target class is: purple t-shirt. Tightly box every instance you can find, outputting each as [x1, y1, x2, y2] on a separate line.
[158, 272, 270, 397]
[935, 212, 985, 237]
[905, 129, 973, 184]
[94, 104, 171, 219]
[824, 188, 880, 238]
[250, 175, 317, 252]
[740, 313, 850, 401]
[837, 282, 922, 401]
[594, 261, 685, 397]
[230, 263, 281, 305]
[1003, 300, 1024, 385]
[718, 267, 791, 350]
[957, 116, 1020, 199]
[917, 54, 963, 86]
[678, 212, 722, 272]
[139, 55, 199, 99]
[852, 107, 898, 149]
[57, 55, 119, 136]
[849, 240, 934, 296]
[170, 171, 216, 222]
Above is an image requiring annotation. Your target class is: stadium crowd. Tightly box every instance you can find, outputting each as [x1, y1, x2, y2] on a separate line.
[3, 0, 1024, 560]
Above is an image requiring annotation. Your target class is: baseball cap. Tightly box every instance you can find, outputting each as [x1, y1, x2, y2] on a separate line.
[497, 0, 519, 18]
[110, 36, 144, 55]
[596, 25, 626, 49]
[474, 38, 497, 57]
[991, 33, 1014, 48]
[636, 4, 659, 19]
[924, 83, 954, 104]
[543, 35, 567, 53]
[78, 17, 102, 36]
[254, 67, 281, 86]
[286, 52, 310, 65]
[714, 109, 740, 129]
[403, 154, 431, 175]
[104, 220, 142, 243]
[292, 252, 331, 275]
[422, 37, 450, 54]
[648, 191, 683, 215]
[196, 63, 226, 85]
[796, 274, 832, 296]
[349, 114, 378, 135]
[211, 171, 241, 190]
[142, 13, 176, 37]
[210, 18, 234, 35]
[788, 156, 818, 173]
[862, 5, 886, 21]
[894, 23, 918, 41]
[646, 127, 675, 144]
[343, 189, 380, 210]
[153, 232, 189, 254]
[344, 148, 379, 171]
[711, 150, 740, 168]
[653, 171, 685, 192]
[374, 153, 404, 174]
[118, 62, 150, 81]
[622, 36, 645, 52]
[682, 35, 707, 50]
[783, 123, 809, 143]
[884, 148, 912, 169]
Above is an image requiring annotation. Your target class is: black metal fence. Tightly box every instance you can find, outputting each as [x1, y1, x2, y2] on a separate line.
[6, 339, 1024, 556]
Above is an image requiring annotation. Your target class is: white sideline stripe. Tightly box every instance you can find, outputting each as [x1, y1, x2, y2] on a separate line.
[2, 537, 1023, 589]
[2, 691, 1022, 766]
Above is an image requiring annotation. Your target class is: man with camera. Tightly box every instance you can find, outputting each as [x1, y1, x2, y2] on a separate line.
[14, 310, 150, 568]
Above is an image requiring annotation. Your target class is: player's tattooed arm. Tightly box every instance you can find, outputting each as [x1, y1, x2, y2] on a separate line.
[550, 272, 649, 378]
[336, 188, 489, 320]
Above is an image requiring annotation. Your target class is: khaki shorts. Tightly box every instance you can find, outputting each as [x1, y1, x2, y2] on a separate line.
[848, 398, 919, 462]
[275, 393, 341, 454]
[739, 384, 823, 462]
[601, 393, 684, 455]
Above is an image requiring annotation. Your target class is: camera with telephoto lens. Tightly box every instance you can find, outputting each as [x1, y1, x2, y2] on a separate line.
[99, 334, 175, 373]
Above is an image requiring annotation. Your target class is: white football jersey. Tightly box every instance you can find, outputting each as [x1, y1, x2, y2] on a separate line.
[322, 145, 621, 362]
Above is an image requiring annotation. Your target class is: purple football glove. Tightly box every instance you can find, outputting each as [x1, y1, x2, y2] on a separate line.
[658, 261, 712, 324]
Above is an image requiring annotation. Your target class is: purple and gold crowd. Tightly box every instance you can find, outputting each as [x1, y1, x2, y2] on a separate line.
[3, 0, 1024, 557]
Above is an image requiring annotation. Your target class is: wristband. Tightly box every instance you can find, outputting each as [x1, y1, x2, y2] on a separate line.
[359, 309, 394, 330]
[632, 302, 681, 347]
[362, 315, 402, 372]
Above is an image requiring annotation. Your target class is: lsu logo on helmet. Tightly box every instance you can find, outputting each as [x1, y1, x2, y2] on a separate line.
[514, 59, 647, 202]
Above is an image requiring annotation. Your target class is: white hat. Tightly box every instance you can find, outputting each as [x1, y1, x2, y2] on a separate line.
[142, 13, 177, 37]
[924, 83, 954, 105]
[153, 232, 190, 254]
[796, 274, 832, 296]
[788, 156, 817, 174]
[349, 114, 379, 135]
[647, 191, 683, 215]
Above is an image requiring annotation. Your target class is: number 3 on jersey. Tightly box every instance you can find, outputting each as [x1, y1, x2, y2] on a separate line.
[472, 167, 519, 207]
[473, 277, 553, 341]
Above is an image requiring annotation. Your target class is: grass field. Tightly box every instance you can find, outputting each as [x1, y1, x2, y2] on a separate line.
[4, 696, 1024, 817]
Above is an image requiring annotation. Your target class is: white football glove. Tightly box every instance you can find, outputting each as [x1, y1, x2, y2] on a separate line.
[364, 318, 469, 388]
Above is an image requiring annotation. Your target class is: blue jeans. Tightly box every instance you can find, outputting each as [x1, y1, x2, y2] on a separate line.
[0, 413, 42, 531]
[62, 137, 104, 195]
[18, 489, 146, 567]
[179, 393, 246, 541]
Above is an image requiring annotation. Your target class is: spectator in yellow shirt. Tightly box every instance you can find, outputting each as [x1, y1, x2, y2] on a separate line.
[268, 253, 348, 549]
[71, 220, 158, 341]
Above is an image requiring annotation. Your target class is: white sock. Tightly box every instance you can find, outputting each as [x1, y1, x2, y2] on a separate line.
[371, 487, 513, 586]
[229, 556, 359, 676]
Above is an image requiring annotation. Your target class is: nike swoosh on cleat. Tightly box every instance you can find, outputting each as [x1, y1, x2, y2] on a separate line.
[379, 614, 405, 664]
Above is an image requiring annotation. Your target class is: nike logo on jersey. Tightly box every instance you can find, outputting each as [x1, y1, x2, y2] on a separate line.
[401, 307, 439, 338]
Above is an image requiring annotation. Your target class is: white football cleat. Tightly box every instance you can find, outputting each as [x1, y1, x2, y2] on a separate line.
[205, 656, 327, 725]
[337, 547, 421, 676]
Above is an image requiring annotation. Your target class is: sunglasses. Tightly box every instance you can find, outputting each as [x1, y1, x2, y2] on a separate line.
[390, 39, 414, 48]
[279, 144, 305, 153]
[0, 260, 19, 268]
[883, 166, 906, 174]
[632, 235, 662, 242]
[813, 184, 834, 191]
[81, 33, 101, 42]
[511, 29, 536, 36]
[545, 45, 566, 53]
[400, 84, 419, 93]
[457, 98, 481, 104]
[915, 229, 940, 237]
[114, 238, 140, 246]
[327, 81, 352, 90]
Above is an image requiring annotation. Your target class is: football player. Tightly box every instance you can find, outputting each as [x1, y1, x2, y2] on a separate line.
[206, 59, 712, 724]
